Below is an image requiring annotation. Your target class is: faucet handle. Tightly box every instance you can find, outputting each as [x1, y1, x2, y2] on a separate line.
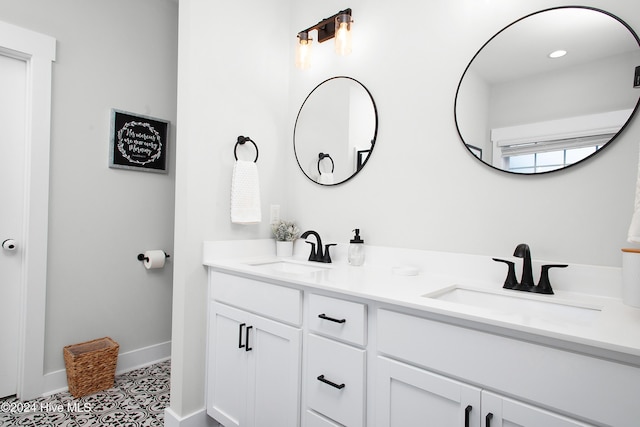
[322, 244, 337, 263]
[305, 241, 317, 262]
[492, 258, 518, 289]
[534, 264, 568, 295]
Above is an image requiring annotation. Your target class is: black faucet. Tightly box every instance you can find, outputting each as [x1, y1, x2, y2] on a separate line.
[300, 230, 334, 263]
[494, 243, 568, 295]
[513, 243, 535, 291]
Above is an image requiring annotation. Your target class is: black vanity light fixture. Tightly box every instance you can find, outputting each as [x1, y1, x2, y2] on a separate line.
[634, 66, 640, 88]
[295, 8, 353, 70]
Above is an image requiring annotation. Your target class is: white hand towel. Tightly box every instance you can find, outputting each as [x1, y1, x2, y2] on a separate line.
[628, 147, 640, 242]
[318, 172, 334, 185]
[231, 160, 262, 224]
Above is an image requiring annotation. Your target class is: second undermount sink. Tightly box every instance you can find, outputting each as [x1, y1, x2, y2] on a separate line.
[423, 286, 602, 327]
[247, 260, 329, 276]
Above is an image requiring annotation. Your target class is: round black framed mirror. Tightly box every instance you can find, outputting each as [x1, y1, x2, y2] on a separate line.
[294, 76, 378, 185]
[454, 6, 640, 174]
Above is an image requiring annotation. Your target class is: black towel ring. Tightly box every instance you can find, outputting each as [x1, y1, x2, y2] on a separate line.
[317, 152, 335, 174]
[234, 135, 259, 162]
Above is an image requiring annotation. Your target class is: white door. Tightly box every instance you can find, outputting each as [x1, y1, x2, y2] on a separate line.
[0, 52, 27, 398]
[207, 302, 247, 427]
[376, 356, 482, 427]
[481, 391, 594, 427]
[247, 311, 301, 427]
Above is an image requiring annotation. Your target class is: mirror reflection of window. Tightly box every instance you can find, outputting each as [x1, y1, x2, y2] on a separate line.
[506, 145, 601, 174]
[455, 6, 640, 174]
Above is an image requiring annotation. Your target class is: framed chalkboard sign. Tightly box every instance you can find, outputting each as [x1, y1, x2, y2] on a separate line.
[109, 109, 170, 173]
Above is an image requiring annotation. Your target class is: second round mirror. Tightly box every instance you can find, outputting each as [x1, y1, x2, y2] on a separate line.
[455, 6, 640, 174]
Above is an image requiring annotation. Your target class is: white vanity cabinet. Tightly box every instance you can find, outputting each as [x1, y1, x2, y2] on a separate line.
[375, 308, 640, 426]
[304, 293, 368, 427]
[205, 260, 640, 427]
[207, 271, 303, 427]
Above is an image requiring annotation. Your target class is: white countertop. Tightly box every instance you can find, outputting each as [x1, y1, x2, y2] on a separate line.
[203, 239, 640, 365]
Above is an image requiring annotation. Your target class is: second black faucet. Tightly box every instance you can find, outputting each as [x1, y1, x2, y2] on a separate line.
[493, 243, 567, 295]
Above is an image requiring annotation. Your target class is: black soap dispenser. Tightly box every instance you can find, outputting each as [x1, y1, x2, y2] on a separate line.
[348, 229, 365, 266]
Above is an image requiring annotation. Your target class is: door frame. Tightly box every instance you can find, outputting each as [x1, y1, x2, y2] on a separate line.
[0, 20, 55, 400]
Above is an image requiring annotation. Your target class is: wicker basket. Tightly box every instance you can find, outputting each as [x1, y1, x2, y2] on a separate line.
[63, 337, 119, 398]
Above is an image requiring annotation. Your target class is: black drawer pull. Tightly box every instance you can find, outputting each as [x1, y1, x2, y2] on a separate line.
[317, 375, 345, 389]
[486, 412, 493, 427]
[238, 323, 246, 349]
[464, 405, 472, 427]
[245, 325, 253, 351]
[318, 313, 346, 324]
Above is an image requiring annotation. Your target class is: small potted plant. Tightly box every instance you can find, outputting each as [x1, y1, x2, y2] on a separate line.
[271, 219, 300, 257]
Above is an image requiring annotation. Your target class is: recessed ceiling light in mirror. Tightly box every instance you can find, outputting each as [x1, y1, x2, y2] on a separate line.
[548, 49, 567, 58]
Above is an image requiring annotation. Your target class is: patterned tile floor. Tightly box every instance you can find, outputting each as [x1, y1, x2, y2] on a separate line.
[0, 359, 170, 427]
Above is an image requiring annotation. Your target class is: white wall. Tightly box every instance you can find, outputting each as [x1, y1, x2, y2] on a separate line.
[286, 0, 640, 267]
[491, 52, 638, 128]
[0, 0, 177, 376]
[172, 0, 640, 420]
[171, 0, 290, 417]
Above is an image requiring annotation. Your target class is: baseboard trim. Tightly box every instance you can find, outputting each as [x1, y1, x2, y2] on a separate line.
[164, 407, 220, 427]
[43, 340, 171, 396]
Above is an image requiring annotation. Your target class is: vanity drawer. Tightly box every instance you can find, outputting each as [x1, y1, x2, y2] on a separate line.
[307, 293, 367, 346]
[209, 270, 302, 325]
[305, 409, 344, 427]
[306, 334, 366, 427]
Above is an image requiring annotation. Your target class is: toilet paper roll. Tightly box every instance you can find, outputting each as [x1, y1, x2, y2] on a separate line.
[144, 250, 166, 270]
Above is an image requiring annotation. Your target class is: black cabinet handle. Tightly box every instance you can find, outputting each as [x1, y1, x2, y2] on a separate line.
[318, 313, 346, 324]
[238, 323, 246, 349]
[465, 405, 472, 427]
[245, 325, 253, 351]
[486, 412, 493, 427]
[317, 375, 345, 389]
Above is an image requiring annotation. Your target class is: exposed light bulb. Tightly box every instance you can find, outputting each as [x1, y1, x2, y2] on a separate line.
[335, 14, 352, 56]
[296, 34, 312, 70]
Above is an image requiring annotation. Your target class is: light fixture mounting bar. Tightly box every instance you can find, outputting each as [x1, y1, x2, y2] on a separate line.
[300, 8, 352, 43]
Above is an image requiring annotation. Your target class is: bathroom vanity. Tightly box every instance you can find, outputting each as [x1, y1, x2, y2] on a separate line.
[203, 240, 640, 427]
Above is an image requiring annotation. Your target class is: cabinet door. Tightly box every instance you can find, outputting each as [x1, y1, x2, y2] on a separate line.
[376, 356, 481, 427]
[208, 302, 249, 427]
[246, 312, 302, 427]
[481, 391, 594, 427]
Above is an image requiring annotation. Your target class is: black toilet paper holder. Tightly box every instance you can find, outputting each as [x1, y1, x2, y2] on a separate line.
[137, 251, 171, 262]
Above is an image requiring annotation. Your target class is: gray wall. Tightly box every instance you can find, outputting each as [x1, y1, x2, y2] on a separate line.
[0, 0, 177, 374]
[172, 0, 640, 419]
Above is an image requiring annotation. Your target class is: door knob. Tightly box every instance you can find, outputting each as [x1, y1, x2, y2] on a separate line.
[2, 239, 17, 251]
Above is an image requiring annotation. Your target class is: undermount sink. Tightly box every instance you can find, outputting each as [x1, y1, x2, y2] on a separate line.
[424, 286, 602, 327]
[247, 260, 329, 275]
